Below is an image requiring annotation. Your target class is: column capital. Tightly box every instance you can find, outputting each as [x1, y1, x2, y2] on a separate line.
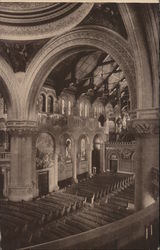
[6, 120, 38, 137]
[130, 118, 159, 137]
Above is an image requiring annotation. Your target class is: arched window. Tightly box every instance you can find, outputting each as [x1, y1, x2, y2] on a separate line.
[39, 94, 46, 113]
[80, 103, 83, 116]
[47, 95, 53, 113]
[68, 100, 71, 115]
[80, 138, 86, 161]
[84, 104, 88, 117]
[62, 99, 65, 115]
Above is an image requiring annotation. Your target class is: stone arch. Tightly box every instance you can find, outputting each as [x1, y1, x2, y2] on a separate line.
[118, 4, 157, 109]
[78, 133, 90, 145]
[107, 150, 121, 162]
[107, 150, 120, 173]
[0, 56, 19, 119]
[93, 133, 104, 144]
[24, 26, 137, 120]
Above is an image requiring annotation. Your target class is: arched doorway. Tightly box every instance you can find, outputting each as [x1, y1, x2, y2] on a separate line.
[109, 153, 118, 173]
[36, 132, 55, 196]
[92, 135, 103, 175]
[0, 169, 4, 198]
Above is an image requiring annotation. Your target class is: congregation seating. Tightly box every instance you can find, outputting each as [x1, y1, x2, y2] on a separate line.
[58, 177, 72, 189]
[0, 173, 134, 250]
[36, 182, 135, 245]
[66, 172, 133, 203]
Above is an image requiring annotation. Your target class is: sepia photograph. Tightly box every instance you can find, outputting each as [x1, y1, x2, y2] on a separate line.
[0, 1, 159, 250]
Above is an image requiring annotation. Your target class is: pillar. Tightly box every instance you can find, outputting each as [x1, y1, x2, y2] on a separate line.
[53, 146, 59, 191]
[7, 122, 37, 201]
[72, 139, 78, 183]
[132, 116, 159, 211]
[88, 141, 93, 177]
[100, 143, 105, 172]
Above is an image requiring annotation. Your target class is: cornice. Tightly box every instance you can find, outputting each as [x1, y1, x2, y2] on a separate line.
[6, 120, 38, 137]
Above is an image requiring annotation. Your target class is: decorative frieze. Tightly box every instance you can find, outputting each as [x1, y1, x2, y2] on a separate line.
[0, 3, 93, 40]
[6, 120, 38, 137]
[131, 119, 159, 137]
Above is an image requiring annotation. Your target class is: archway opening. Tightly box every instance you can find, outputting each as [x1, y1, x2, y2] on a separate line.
[109, 153, 118, 173]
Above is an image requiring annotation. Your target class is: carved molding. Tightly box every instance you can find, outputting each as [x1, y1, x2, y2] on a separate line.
[106, 147, 135, 160]
[6, 120, 38, 137]
[131, 119, 159, 137]
[0, 3, 93, 40]
[121, 149, 134, 159]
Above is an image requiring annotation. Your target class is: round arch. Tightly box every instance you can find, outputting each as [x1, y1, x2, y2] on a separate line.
[0, 56, 19, 119]
[107, 151, 120, 173]
[107, 150, 121, 160]
[93, 133, 104, 145]
[24, 26, 137, 120]
[78, 133, 90, 145]
[118, 4, 156, 109]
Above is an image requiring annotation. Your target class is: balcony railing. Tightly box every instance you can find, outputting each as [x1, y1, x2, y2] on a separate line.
[38, 113, 104, 130]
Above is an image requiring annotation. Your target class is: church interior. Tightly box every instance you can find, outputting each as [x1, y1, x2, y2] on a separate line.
[0, 2, 159, 250]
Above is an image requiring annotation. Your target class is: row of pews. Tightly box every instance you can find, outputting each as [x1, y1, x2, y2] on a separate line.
[66, 173, 134, 204]
[0, 192, 86, 250]
[32, 183, 135, 247]
[0, 173, 134, 250]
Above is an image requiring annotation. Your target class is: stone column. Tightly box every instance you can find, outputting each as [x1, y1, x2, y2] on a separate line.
[72, 139, 78, 183]
[54, 146, 59, 191]
[7, 121, 37, 201]
[132, 116, 159, 211]
[100, 143, 105, 173]
[88, 141, 93, 177]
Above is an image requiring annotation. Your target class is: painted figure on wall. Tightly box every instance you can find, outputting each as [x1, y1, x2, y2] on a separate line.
[36, 133, 55, 170]
[65, 138, 72, 162]
[80, 138, 86, 161]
